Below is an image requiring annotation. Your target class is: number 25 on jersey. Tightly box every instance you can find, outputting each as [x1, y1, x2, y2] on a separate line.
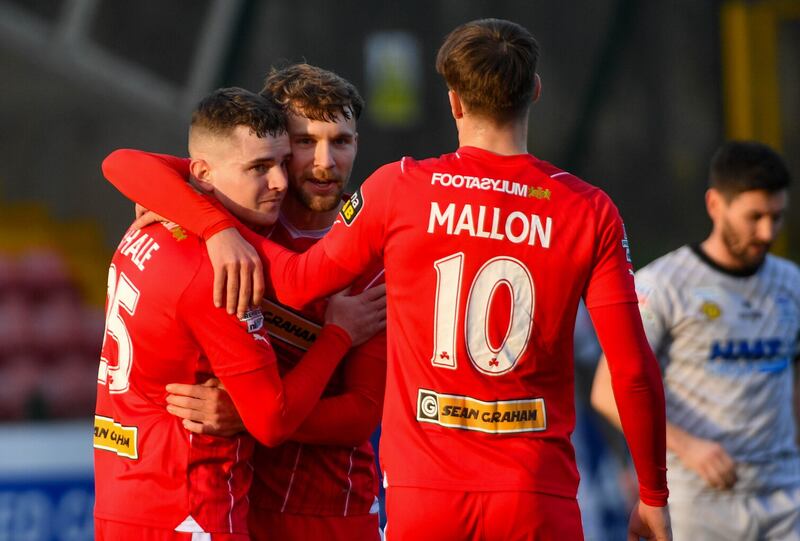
[98, 264, 140, 393]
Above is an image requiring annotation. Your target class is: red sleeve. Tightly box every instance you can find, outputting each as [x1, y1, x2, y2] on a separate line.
[584, 192, 637, 308]
[176, 256, 353, 447]
[176, 254, 277, 377]
[219, 325, 352, 448]
[102, 149, 235, 239]
[318, 163, 395, 275]
[589, 301, 668, 507]
[290, 330, 387, 445]
[238, 225, 359, 309]
[238, 164, 396, 308]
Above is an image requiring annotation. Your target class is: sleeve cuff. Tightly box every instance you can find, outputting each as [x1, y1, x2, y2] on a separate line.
[639, 487, 669, 507]
[318, 323, 353, 352]
[202, 219, 237, 240]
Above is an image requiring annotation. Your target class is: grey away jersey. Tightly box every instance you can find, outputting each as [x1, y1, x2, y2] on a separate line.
[636, 245, 800, 496]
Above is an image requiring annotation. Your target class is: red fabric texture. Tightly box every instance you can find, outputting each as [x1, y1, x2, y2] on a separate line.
[588, 302, 668, 506]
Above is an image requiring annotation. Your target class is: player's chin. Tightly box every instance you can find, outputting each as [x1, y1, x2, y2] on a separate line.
[743, 245, 769, 266]
[250, 205, 281, 226]
[306, 194, 341, 212]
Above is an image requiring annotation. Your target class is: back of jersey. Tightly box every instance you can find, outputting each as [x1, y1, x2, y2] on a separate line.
[94, 223, 253, 533]
[324, 146, 635, 497]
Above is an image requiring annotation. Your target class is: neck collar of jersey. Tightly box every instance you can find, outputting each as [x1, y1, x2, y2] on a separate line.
[455, 146, 535, 168]
[689, 243, 763, 278]
[275, 212, 330, 240]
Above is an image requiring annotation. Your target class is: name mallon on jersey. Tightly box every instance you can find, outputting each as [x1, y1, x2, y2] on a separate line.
[708, 337, 790, 374]
[427, 202, 552, 247]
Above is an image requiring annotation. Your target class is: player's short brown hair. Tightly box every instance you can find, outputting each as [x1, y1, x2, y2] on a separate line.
[261, 63, 364, 123]
[436, 18, 539, 123]
[710, 140, 791, 199]
[190, 87, 287, 139]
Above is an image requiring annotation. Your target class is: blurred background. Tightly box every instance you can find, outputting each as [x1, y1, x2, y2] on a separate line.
[0, 0, 797, 539]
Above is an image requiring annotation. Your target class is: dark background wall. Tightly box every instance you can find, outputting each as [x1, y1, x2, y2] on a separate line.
[0, 0, 797, 273]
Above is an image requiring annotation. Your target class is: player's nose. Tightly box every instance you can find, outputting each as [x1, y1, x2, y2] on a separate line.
[314, 141, 335, 170]
[268, 165, 288, 192]
[756, 216, 779, 243]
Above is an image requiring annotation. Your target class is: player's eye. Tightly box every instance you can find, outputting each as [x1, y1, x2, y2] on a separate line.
[251, 164, 267, 174]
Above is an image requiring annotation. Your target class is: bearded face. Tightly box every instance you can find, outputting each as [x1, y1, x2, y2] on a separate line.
[719, 214, 772, 269]
[291, 164, 346, 212]
[286, 111, 358, 213]
[713, 189, 787, 270]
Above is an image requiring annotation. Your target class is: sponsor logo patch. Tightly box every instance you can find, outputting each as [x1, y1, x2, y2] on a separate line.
[261, 299, 321, 351]
[707, 337, 789, 374]
[161, 222, 188, 241]
[170, 226, 188, 241]
[621, 224, 632, 263]
[527, 186, 551, 200]
[239, 308, 265, 333]
[93, 415, 138, 459]
[416, 389, 546, 434]
[430, 172, 552, 201]
[340, 188, 364, 226]
[701, 301, 722, 320]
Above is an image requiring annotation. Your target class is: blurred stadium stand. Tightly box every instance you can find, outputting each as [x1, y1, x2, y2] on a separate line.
[0, 202, 106, 421]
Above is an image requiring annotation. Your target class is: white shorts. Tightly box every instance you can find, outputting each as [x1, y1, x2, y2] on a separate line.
[669, 486, 800, 541]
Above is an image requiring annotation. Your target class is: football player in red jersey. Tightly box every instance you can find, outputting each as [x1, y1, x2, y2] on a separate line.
[110, 64, 386, 541]
[101, 19, 672, 541]
[94, 88, 382, 541]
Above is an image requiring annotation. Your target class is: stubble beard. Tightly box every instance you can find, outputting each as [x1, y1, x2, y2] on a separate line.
[720, 218, 769, 270]
[290, 169, 346, 212]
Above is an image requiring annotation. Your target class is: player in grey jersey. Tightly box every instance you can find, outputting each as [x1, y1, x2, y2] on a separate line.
[591, 140, 800, 540]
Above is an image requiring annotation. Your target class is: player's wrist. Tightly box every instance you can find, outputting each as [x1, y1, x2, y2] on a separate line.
[319, 323, 353, 350]
[204, 221, 238, 241]
[639, 489, 669, 507]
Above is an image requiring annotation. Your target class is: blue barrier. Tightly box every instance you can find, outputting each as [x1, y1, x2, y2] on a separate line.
[0, 421, 94, 541]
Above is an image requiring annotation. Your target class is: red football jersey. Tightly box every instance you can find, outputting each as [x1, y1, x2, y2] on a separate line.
[94, 222, 275, 533]
[315, 147, 637, 497]
[99, 147, 665, 506]
[250, 215, 383, 517]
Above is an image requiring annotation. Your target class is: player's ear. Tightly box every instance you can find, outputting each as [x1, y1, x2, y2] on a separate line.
[706, 188, 724, 222]
[448, 90, 464, 120]
[532, 74, 542, 104]
[189, 158, 214, 194]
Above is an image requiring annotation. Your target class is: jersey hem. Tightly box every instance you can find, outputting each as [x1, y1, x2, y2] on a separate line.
[382, 478, 577, 498]
[94, 510, 248, 535]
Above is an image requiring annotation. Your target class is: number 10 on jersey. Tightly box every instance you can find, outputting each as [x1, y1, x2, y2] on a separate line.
[431, 253, 534, 376]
